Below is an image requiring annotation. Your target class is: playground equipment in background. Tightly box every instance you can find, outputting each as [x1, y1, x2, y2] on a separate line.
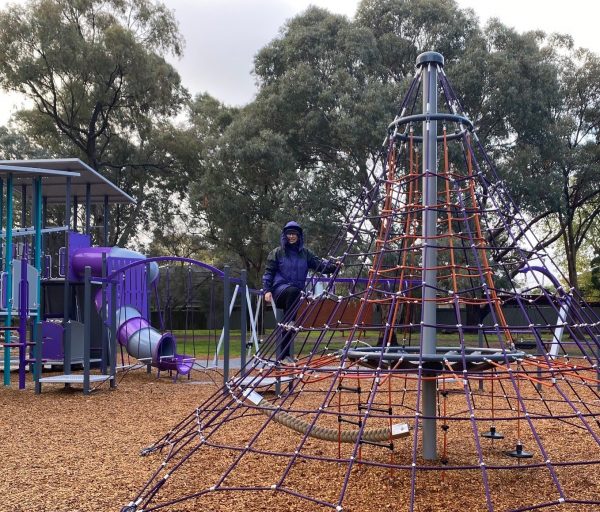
[0, 159, 256, 391]
[0, 159, 153, 391]
[104, 257, 264, 384]
[0, 162, 83, 389]
[37, 241, 220, 390]
[213, 276, 260, 368]
[69, 243, 195, 377]
[42, 245, 267, 391]
[0, 159, 286, 392]
[121, 52, 600, 512]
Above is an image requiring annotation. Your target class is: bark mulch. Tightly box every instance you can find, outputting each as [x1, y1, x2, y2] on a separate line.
[1, 367, 599, 512]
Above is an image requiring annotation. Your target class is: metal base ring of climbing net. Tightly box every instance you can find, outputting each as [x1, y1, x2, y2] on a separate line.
[345, 345, 526, 372]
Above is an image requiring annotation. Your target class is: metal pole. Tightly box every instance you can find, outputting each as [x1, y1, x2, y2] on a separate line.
[63, 177, 72, 387]
[33, 177, 43, 392]
[145, 263, 151, 374]
[418, 51, 443, 460]
[34, 322, 42, 394]
[83, 265, 91, 394]
[21, 184, 26, 228]
[103, 195, 109, 246]
[110, 279, 117, 388]
[100, 253, 108, 374]
[478, 327, 484, 392]
[73, 195, 78, 232]
[17, 244, 27, 389]
[3, 174, 13, 386]
[240, 269, 247, 375]
[85, 183, 91, 235]
[33, 177, 42, 319]
[222, 265, 230, 392]
[42, 195, 47, 277]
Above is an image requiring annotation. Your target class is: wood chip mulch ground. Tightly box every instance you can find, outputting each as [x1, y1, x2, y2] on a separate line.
[1, 367, 599, 512]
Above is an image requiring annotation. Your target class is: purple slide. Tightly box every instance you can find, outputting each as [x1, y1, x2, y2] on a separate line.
[71, 246, 194, 376]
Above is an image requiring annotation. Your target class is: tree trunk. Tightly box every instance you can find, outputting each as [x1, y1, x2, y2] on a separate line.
[564, 224, 579, 290]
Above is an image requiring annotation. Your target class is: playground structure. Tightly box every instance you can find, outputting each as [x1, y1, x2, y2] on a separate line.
[120, 52, 600, 512]
[0, 158, 137, 391]
[0, 159, 266, 394]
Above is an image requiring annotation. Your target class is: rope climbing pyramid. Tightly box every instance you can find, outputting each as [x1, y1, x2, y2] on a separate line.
[121, 52, 600, 512]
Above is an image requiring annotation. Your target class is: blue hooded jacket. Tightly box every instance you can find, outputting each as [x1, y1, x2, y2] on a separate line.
[262, 221, 336, 300]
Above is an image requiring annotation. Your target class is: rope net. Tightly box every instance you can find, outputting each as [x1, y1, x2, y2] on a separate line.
[121, 56, 600, 512]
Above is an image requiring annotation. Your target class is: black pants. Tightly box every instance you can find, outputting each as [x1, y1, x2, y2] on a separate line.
[274, 286, 301, 358]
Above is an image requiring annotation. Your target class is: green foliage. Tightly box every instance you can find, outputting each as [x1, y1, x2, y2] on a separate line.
[2, 0, 600, 295]
[185, 0, 580, 286]
[501, 44, 600, 288]
[0, 123, 50, 160]
[186, 2, 488, 283]
[0, 0, 189, 245]
[590, 251, 600, 295]
[356, 0, 481, 79]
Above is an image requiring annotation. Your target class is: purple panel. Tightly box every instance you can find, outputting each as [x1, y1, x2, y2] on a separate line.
[108, 257, 148, 316]
[40, 322, 64, 360]
[67, 232, 92, 281]
[176, 355, 194, 375]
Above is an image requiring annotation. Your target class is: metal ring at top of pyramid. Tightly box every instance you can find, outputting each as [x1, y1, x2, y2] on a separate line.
[389, 113, 474, 142]
[390, 50, 474, 142]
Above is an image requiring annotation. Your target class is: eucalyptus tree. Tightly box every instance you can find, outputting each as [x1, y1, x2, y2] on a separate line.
[0, 0, 189, 245]
[356, 3, 600, 290]
[188, 2, 486, 282]
[494, 41, 600, 289]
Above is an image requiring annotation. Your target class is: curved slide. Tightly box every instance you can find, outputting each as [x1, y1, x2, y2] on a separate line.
[71, 247, 193, 376]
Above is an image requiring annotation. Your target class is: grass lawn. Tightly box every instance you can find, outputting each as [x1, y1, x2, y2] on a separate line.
[169, 329, 497, 359]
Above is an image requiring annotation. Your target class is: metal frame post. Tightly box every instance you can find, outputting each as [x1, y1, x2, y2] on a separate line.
[33, 177, 42, 287]
[240, 269, 247, 375]
[63, 177, 72, 387]
[20, 184, 26, 228]
[418, 51, 443, 460]
[222, 265, 230, 392]
[73, 195, 78, 232]
[103, 195, 109, 246]
[85, 182, 91, 235]
[3, 173, 14, 386]
[17, 244, 28, 389]
[42, 195, 47, 275]
[33, 177, 42, 391]
[145, 263, 152, 374]
[34, 322, 42, 394]
[110, 280, 117, 388]
[100, 253, 108, 374]
[83, 265, 91, 394]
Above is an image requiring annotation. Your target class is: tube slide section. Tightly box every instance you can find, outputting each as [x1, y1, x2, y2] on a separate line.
[71, 246, 193, 376]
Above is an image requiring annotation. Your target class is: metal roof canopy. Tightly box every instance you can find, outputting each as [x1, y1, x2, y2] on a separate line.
[0, 159, 136, 205]
[0, 163, 79, 179]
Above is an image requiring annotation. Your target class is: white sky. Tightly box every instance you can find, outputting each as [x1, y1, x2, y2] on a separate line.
[0, 0, 599, 122]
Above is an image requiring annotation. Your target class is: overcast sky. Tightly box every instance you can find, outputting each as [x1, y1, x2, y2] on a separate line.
[1, 0, 600, 122]
[165, 0, 600, 107]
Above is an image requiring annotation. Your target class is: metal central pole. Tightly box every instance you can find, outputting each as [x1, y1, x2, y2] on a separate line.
[3, 174, 13, 386]
[418, 51, 443, 460]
